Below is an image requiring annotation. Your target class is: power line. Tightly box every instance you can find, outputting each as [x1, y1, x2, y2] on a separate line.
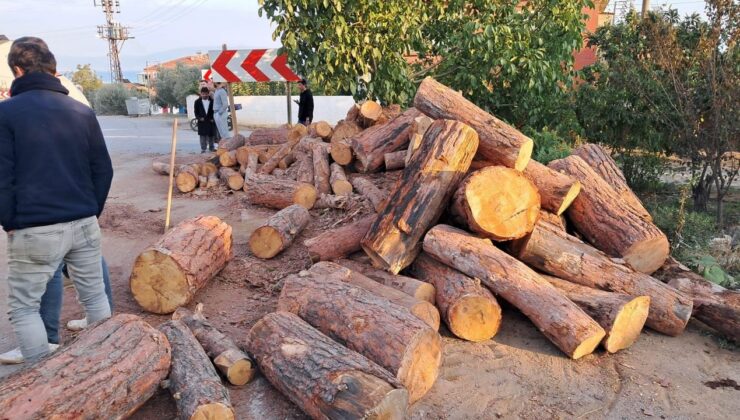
[95, 0, 132, 83]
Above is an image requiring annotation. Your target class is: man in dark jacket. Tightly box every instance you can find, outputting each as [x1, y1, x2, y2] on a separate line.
[0, 37, 112, 362]
[296, 78, 314, 126]
[194, 87, 216, 152]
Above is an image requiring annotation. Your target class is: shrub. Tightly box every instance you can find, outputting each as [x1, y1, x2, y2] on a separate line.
[93, 84, 140, 115]
[526, 127, 572, 165]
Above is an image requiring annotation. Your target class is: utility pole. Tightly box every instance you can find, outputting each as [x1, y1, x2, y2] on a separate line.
[641, 0, 650, 18]
[95, 0, 132, 83]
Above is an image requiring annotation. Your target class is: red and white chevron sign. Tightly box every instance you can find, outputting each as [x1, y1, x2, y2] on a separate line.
[208, 49, 301, 83]
[0, 88, 9, 100]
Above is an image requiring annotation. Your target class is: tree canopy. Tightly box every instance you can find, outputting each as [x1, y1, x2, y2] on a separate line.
[153, 64, 201, 108]
[68, 64, 103, 103]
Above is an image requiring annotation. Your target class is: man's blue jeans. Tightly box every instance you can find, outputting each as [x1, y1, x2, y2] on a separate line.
[40, 257, 113, 344]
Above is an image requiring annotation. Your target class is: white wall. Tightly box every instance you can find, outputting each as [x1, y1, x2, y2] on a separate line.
[233, 95, 355, 127]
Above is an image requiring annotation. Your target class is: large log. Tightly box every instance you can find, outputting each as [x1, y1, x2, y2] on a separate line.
[337, 258, 436, 303]
[351, 177, 386, 212]
[260, 141, 295, 175]
[572, 143, 652, 221]
[175, 164, 200, 193]
[159, 320, 235, 420]
[219, 167, 244, 191]
[173, 305, 255, 385]
[330, 163, 353, 195]
[362, 120, 479, 274]
[653, 258, 740, 341]
[304, 215, 375, 262]
[219, 150, 238, 167]
[295, 151, 314, 184]
[247, 127, 289, 146]
[408, 253, 502, 342]
[0, 314, 171, 419]
[548, 155, 668, 274]
[351, 108, 420, 173]
[288, 124, 309, 143]
[308, 262, 440, 331]
[249, 204, 311, 259]
[130, 216, 233, 314]
[414, 77, 532, 171]
[449, 166, 540, 241]
[359, 100, 383, 127]
[311, 142, 332, 194]
[385, 150, 407, 170]
[217, 133, 246, 154]
[330, 119, 362, 165]
[152, 160, 171, 175]
[423, 224, 606, 359]
[510, 219, 693, 336]
[523, 160, 581, 215]
[278, 268, 442, 403]
[541, 275, 650, 353]
[247, 312, 409, 419]
[243, 175, 318, 209]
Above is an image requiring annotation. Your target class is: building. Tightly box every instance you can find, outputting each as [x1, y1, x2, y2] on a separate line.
[138, 53, 210, 85]
[574, 1, 614, 70]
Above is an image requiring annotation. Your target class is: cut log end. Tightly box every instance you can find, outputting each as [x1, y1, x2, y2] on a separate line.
[331, 372, 409, 420]
[212, 348, 256, 386]
[515, 139, 534, 172]
[624, 235, 671, 274]
[397, 328, 442, 403]
[362, 387, 409, 420]
[249, 226, 287, 259]
[556, 181, 581, 216]
[130, 250, 187, 314]
[176, 172, 197, 193]
[294, 183, 319, 209]
[448, 295, 502, 342]
[410, 301, 442, 332]
[191, 403, 236, 420]
[571, 329, 606, 360]
[332, 180, 353, 196]
[604, 296, 651, 353]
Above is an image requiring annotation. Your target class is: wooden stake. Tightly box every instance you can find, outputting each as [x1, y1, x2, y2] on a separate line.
[223, 44, 239, 138]
[164, 118, 178, 232]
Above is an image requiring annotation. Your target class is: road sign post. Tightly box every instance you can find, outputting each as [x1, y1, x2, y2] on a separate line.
[222, 44, 239, 138]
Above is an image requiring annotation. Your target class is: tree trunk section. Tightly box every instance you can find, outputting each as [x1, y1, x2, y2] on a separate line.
[260, 141, 295, 175]
[414, 77, 532, 171]
[130, 216, 233, 314]
[217, 133, 246, 154]
[408, 253, 502, 342]
[311, 142, 331, 195]
[172, 305, 255, 385]
[522, 160, 581, 215]
[219, 150, 238, 167]
[244, 152, 259, 176]
[159, 320, 235, 420]
[206, 172, 219, 189]
[219, 167, 244, 191]
[237, 145, 280, 166]
[337, 258, 436, 304]
[247, 312, 409, 419]
[0, 314, 171, 419]
[330, 119, 362, 165]
[176, 164, 200, 193]
[200, 162, 218, 176]
[362, 120, 479, 274]
[249, 204, 311, 259]
[295, 151, 314, 184]
[304, 215, 375, 262]
[509, 219, 692, 336]
[406, 115, 433, 165]
[243, 175, 318, 210]
[330, 163, 353, 195]
[352, 108, 420, 173]
[538, 210, 566, 231]
[247, 127, 289, 146]
[449, 166, 540, 241]
[548, 155, 669, 274]
[278, 268, 442, 403]
[359, 100, 383, 127]
[351, 177, 386, 212]
[423, 224, 606, 359]
[288, 124, 308, 143]
[152, 161, 171, 175]
[385, 150, 407, 170]
[313, 121, 333, 140]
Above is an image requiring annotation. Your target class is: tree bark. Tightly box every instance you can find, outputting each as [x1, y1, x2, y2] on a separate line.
[295, 151, 314, 185]
[304, 215, 376, 262]
[217, 133, 246, 154]
[330, 119, 362, 165]
[362, 120, 479, 274]
[330, 163, 353, 196]
[522, 160, 581, 215]
[243, 175, 318, 210]
[219, 150, 238, 167]
[653, 257, 739, 341]
[336, 258, 436, 303]
[538, 210, 566, 231]
[541, 275, 650, 353]
[0, 314, 171, 419]
[176, 164, 200, 193]
[249, 204, 311, 259]
[130, 216, 233, 314]
[247, 127, 289, 146]
[549, 155, 669, 274]
[206, 172, 219, 189]
[414, 77, 532, 171]
[351, 108, 420, 173]
[247, 312, 409, 420]
[351, 177, 386, 212]
[200, 162, 218, 177]
[218, 167, 244, 191]
[159, 320, 235, 420]
[244, 152, 259, 176]
[449, 166, 541, 241]
[152, 161, 171, 175]
[405, 115, 434, 165]
[572, 143, 652, 221]
[260, 141, 295, 175]
[407, 253, 502, 342]
[509, 219, 693, 336]
[278, 267, 443, 403]
[172, 305, 255, 385]
[375, 104, 403, 125]
[423, 224, 606, 359]
[312, 193, 364, 210]
[385, 150, 407, 170]
[312, 142, 332, 194]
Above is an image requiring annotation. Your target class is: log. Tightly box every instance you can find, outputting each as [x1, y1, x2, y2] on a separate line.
[172, 305, 255, 385]
[523, 160, 581, 215]
[295, 151, 314, 184]
[288, 124, 308, 143]
[423, 224, 606, 359]
[243, 175, 318, 210]
[509, 219, 693, 336]
[330, 163, 353, 195]
[278, 153, 296, 169]
[408, 253, 502, 342]
[359, 100, 383, 127]
[200, 162, 218, 177]
[206, 172, 219, 189]
[237, 144, 280, 165]
[247, 127, 289, 146]
[175, 164, 200, 193]
[247, 312, 409, 419]
[313, 121, 333, 140]
[346, 104, 360, 121]
[308, 262, 440, 331]
[159, 320, 235, 420]
[217, 133, 246, 154]
[330, 119, 362, 165]
[538, 210, 566, 231]
[449, 166, 541, 241]
[304, 215, 375, 262]
[278, 268, 443, 402]
[198, 175, 208, 189]
[351, 108, 420, 173]
[244, 152, 259, 176]
[0, 314, 171, 419]
[219, 167, 244, 191]
[351, 177, 386, 212]
[130, 216, 233, 314]
[405, 115, 434, 165]
[219, 150, 238, 167]
[385, 150, 407, 170]
[311, 142, 332, 194]
[572, 143, 652, 221]
[336, 258, 436, 304]
[541, 275, 650, 353]
[312, 193, 365, 210]
[152, 161, 171, 175]
[548, 155, 668, 274]
[414, 77, 532, 171]
[249, 204, 311, 259]
[272, 168, 287, 177]
[260, 141, 295, 175]
[362, 120, 480, 274]
[653, 258, 740, 341]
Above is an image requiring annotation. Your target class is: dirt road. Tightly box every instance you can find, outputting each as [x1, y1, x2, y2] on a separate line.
[1, 116, 738, 419]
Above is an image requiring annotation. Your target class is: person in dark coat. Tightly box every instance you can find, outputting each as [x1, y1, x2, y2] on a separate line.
[295, 79, 314, 126]
[194, 87, 216, 152]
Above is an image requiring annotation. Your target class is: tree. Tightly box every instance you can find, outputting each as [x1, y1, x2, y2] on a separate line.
[69, 64, 103, 103]
[153, 64, 201, 108]
[94, 84, 144, 115]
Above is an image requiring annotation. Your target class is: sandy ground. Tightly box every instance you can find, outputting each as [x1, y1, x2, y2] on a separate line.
[1, 116, 738, 419]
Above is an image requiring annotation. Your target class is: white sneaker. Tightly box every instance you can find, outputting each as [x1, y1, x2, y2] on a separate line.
[66, 318, 88, 331]
[0, 343, 60, 365]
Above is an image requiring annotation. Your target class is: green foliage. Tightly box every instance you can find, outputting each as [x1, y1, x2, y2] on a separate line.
[153, 64, 201, 107]
[686, 255, 735, 288]
[525, 127, 572, 164]
[614, 152, 667, 192]
[68, 64, 103, 103]
[93, 84, 140, 115]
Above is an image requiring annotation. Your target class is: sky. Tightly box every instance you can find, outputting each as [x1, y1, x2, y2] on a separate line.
[0, 0, 709, 82]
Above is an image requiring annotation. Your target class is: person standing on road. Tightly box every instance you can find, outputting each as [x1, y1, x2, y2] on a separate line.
[295, 78, 314, 126]
[0, 37, 112, 362]
[213, 82, 231, 139]
[194, 87, 216, 153]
